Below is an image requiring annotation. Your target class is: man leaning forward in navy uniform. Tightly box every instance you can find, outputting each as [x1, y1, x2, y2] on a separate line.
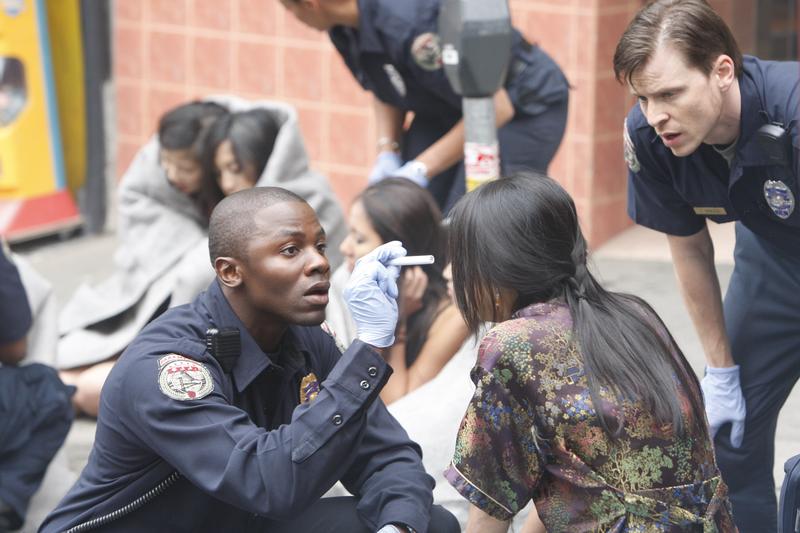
[41, 187, 459, 533]
[614, 1, 799, 531]
[278, 0, 569, 214]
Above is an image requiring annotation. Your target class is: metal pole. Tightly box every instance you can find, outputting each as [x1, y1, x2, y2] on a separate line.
[463, 97, 499, 192]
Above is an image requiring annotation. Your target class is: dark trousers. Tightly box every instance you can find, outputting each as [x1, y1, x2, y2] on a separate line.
[403, 98, 569, 214]
[262, 497, 460, 533]
[719, 223, 800, 533]
[0, 364, 74, 529]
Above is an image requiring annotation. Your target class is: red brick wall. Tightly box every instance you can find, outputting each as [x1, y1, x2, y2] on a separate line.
[111, 0, 739, 246]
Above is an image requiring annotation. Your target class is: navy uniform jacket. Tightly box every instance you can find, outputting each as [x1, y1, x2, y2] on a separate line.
[625, 55, 800, 256]
[41, 280, 434, 533]
[0, 246, 31, 347]
[330, 0, 568, 125]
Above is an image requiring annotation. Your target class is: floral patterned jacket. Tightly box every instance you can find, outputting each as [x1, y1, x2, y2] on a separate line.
[445, 300, 737, 532]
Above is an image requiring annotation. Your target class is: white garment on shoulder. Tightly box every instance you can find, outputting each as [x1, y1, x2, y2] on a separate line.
[387, 332, 534, 531]
[387, 338, 476, 529]
[325, 264, 357, 344]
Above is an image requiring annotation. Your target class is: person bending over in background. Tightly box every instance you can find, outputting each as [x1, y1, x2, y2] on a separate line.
[279, 0, 569, 213]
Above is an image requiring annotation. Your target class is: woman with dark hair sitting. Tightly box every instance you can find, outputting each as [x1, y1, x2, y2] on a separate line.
[329, 177, 469, 405]
[444, 172, 736, 532]
[202, 104, 346, 266]
[201, 108, 279, 200]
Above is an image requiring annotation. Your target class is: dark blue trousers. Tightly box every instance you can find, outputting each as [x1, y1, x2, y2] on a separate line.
[403, 99, 569, 214]
[719, 223, 800, 533]
[0, 364, 73, 530]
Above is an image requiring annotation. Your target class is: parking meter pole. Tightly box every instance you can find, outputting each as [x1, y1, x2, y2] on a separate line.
[439, 0, 512, 193]
[463, 97, 499, 192]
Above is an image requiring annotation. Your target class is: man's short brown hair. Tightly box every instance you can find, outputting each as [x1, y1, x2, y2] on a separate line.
[613, 0, 743, 86]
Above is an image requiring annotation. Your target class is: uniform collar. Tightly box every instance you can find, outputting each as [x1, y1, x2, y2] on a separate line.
[204, 280, 310, 393]
[330, 0, 383, 53]
[355, 0, 384, 52]
[733, 57, 773, 169]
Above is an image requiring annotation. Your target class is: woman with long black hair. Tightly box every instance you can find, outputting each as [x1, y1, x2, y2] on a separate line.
[200, 102, 347, 268]
[444, 172, 737, 532]
[331, 178, 470, 405]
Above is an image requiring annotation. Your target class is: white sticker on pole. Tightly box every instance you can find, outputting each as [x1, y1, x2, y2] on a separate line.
[442, 44, 460, 66]
[465, 142, 499, 192]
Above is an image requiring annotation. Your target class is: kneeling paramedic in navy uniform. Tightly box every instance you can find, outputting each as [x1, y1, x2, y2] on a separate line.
[279, 0, 569, 213]
[0, 246, 73, 532]
[614, 1, 800, 531]
[41, 187, 459, 533]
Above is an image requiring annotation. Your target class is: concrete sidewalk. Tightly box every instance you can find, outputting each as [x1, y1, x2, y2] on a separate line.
[11, 222, 799, 531]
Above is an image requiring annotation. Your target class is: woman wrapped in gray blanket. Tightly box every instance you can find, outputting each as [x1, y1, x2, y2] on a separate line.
[58, 96, 346, 416]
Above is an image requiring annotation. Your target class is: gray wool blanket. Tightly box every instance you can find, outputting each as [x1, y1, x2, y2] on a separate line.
[57, 96, 346, 369]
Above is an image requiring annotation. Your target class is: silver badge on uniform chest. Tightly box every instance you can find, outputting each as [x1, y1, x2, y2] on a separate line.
[382, 64, 407, 98]
[763, 179, 795, 219]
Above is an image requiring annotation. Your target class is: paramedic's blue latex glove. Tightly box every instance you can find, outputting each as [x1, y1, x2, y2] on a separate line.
[701, 365, 746, 448]
[393, 161, 429, 188]
[368, 152, 403, 184]
[344, 241, 406, 348]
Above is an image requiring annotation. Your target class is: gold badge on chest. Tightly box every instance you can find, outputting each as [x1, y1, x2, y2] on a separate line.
[300, 373, 320, 404]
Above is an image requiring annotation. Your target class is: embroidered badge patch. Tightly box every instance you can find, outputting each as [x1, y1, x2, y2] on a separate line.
[763, 179, 795, 219]
[320, 321, 346, 354]
[300, 372, 320, 404]
[623, 118, 641, 173]
[158, 354, 214, 401]
[411, 32, 443, 71]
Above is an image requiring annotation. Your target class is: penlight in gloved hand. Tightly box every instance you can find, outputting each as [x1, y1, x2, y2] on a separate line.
[344, 241, 407, 348]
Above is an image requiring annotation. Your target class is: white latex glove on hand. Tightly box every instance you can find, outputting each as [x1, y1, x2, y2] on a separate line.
[368, 152, 403, 184]
[344, 241, 406, 348]
[700, 364, 746, 448]
[393, 161, 429, 188]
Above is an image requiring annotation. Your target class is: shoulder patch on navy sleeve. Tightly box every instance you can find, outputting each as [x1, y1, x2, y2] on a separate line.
[623, 118, 641, 173]
[411, 32, 443, 71]
[158, 354, 214, 401]
[320, 321, 346, 354]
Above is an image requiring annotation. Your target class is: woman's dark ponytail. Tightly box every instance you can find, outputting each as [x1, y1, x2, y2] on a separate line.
[563, 231, 704, 437]
[449, 172, 707, 439]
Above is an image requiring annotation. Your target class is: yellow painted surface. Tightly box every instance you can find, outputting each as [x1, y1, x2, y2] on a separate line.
[0, 0, 58, 198]
[47, 0, 86, 192]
